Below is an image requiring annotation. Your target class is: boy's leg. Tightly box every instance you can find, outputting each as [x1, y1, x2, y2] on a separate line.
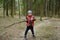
[24, 27, 29, 38]
[30, 26, 35, 37]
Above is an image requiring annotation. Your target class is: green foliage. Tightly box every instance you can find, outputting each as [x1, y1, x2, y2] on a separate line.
[0, 0, 3, 4]
[0, 0, 3, 7]
[22, 0, 60, 17]
[0, 0, 60, 17]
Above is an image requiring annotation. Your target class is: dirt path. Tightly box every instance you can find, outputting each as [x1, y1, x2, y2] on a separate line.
[0, 18, 60, 40]
[49, 19, 60, 40]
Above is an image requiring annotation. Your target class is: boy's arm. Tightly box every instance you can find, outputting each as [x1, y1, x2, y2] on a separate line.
[26, 17, 28, 22]
[33, 17, 36, 21]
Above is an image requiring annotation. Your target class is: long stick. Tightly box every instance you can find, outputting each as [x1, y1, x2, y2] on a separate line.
[3, 18, 49, 29]
[4, 21, 26, 29]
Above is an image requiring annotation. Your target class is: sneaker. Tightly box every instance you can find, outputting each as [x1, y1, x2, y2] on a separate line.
[24, 35, 26, 38]
[33, 35, 36, 38]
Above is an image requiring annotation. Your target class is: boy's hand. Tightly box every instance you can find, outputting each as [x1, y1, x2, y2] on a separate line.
[31, 18, 34, 20]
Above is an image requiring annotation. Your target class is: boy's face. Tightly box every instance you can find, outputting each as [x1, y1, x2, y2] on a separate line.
[28, 13, 32, 16]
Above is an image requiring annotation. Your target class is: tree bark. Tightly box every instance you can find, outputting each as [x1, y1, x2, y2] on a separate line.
[6, 0, 9, 16]
[18, 0, 20, 18]
[3, 0, 5, 17]
[10, 0, 14, 17]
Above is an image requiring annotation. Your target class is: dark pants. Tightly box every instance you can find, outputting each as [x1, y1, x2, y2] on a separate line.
[25, 26, 34, 36]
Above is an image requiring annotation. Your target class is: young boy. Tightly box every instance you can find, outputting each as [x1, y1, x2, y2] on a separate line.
[24, 10, 36, 38]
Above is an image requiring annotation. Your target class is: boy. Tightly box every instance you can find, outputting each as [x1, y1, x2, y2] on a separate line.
[24, 10, 36, 38]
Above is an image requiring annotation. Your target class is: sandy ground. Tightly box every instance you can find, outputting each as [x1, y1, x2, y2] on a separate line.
[0, 17, 60, 40]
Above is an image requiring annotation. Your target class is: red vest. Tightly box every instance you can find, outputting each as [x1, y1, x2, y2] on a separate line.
[26, 15, 34, 27]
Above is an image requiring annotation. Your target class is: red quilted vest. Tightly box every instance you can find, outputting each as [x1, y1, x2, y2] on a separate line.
[26, 15, 34, 27]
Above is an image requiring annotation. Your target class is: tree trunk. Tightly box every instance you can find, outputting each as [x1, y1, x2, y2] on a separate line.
[53, 0, 56, 17]
[13, 0, 16, 15]
[3, 0, 5, 17]
[10, 0, 14, 17]
[45, 0, 48, 17]
[6, 0, 9, 16]
[28, 0, 33, 10]
[18, 0, 20, 18]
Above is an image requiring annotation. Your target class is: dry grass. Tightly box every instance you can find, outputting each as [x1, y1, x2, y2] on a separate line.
[36, 26, 57, 40]
[0, 17, 59, 40]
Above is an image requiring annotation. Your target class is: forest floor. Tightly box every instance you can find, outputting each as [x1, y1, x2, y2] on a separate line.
[0, 17, 60, 40]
